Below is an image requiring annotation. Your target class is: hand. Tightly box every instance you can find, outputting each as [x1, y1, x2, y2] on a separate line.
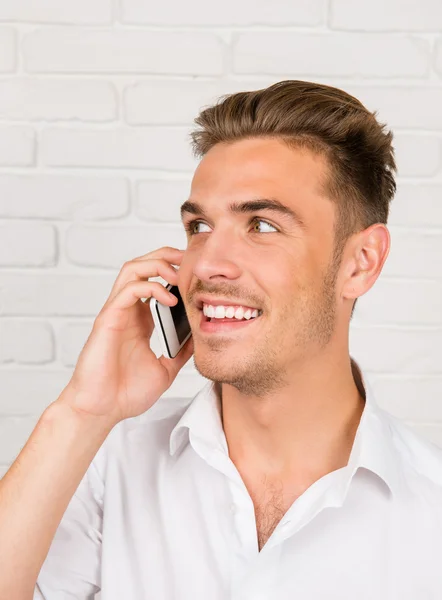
[62, 247, 194, 426]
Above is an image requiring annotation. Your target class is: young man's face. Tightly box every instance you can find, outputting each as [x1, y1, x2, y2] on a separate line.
[178, 137, 346, 396]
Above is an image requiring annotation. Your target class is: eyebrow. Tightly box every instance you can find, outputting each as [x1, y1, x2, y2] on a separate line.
[180, 198, 307, 231]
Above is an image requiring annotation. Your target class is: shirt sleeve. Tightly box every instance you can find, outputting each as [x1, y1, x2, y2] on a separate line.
[33, 457, 104, 599]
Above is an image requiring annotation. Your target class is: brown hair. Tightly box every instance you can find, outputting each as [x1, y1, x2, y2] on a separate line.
[189, 80, 397, 317]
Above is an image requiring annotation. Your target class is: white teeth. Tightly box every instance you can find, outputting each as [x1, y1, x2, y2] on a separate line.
[202, 303, 261, 320]
[214, 305, 224, 319]
[234, 306, 244, 319]
[225, 306, 235, 318]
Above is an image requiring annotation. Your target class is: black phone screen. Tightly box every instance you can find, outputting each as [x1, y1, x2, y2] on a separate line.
[169, 285, 191, 344]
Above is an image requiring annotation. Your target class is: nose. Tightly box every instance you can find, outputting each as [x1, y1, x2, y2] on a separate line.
[191, 228, 243, 284]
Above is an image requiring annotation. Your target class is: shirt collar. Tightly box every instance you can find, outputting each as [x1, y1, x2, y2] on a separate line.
[169, 357, 402, 496]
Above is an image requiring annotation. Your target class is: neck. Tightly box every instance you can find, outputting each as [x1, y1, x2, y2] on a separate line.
[219, 355, 366, 483]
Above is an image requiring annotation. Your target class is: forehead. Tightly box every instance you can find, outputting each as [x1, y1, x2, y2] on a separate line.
[189, 138, 334, 226]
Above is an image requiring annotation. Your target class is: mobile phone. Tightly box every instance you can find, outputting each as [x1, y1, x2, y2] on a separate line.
[149, 284, 192, 359]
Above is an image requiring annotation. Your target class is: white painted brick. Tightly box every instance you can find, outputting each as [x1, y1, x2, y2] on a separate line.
[0, 125, 34, 166]
[40, 127, 197, 171]
[0, 274, 115, 316]
[0, 370, 71, 416]
[393, 134, 440, 177]
[23, 29, 224, 75]
[0, 416, 40, 463]
[124, 79, 278, 125]
[403, 423, 442, 449]
[0, 321, 54, 364]
[389, 184, 442, 228]
[233, 33, 430, 77]
[60, 321, 96, 367]
[349, 325, 442, 375]
[330, 0, 442, 32]
[0, 222, 57, 267]
[383, 227, 442, 279]
[135, 179, 191, 221]
[0, 175, 129, 220]
[369, 376, 442, 422]
[0, 78, 117, 122]
[0, 27, 15, 72]
[65, 224, 187, 268]
[121, 0, 325, 26]
[433, 38, 442, 79]
[0, 0, 112, 24]
[343, 85, 442, 131]
[352, 279, 442, 326]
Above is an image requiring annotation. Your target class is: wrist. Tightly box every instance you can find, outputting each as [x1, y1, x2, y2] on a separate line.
[47, 386, 119, 438]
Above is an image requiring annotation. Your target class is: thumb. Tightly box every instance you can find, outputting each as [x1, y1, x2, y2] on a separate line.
[159, 335, 194, 381]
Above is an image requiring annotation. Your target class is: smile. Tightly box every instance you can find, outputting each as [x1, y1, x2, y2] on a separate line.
[199, 310, 262, 333]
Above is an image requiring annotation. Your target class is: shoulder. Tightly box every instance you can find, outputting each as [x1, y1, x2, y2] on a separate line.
[91, 393, 194, 475]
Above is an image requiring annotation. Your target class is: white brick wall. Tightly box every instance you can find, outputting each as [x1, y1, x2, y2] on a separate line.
[1, 1, 442, 484]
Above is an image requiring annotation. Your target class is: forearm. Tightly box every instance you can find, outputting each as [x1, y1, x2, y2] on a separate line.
[0, 387, 116, 599]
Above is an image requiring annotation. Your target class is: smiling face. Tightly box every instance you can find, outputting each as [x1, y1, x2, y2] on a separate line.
[178, 137, 349, 396]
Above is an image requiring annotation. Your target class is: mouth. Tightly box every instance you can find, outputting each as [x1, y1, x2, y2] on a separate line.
[198, 308, 263, 334]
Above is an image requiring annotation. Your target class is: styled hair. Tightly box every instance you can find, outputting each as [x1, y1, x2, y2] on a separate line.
[189, 80, 397, 317]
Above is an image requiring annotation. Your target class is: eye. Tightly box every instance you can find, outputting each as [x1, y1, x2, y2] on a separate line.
[251, 218, 278, 233]
[184, 218, 278, 235]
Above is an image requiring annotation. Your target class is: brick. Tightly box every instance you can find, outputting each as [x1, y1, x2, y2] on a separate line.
[0, 27, 16, 72]
[0, 175, 129, 220]
[233, 33, 430, 77]
[393, 133, 440, 177]
[0, 370, 71, 416]
[0, 125, 34, 166]
[350, 325, 442, 375]
[23, 29, 223, 75]
[0, 223, 57, 267]
[40, 127, 197, 171]
[389, 184, 442, 228]
[330, 0, 442, 32]
[121, 0, 325, 26]
[343, 85, 442, 130]
[0, 274, 115, 316]
[369, 376, 442, 422]
[135, 179, 192, 221]
[0, 0, 112, 24]
[124, 79, 273, 125]
[433, 38, 442, 79]
[65, 224, 186, 268]
[0, 321, 54, 364]
[352, 279, 442, 326]
[59, 321, 94, 367]
[382, 227, 442, 279]
[0, 78, 117, 122]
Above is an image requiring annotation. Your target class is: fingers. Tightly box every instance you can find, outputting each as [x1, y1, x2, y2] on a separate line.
[106, 247, 185, 305]
[109, 280, 178, 312]
[131, 247, 185, 263]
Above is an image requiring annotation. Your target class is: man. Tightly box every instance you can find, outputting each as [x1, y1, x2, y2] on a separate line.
[1, 80, 442, 599]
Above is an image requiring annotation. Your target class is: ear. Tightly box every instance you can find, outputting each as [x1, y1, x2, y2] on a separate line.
[341, 224, 390, 302]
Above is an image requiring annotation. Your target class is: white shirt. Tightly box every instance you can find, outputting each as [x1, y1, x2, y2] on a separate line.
[35, 358, 442, 600]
